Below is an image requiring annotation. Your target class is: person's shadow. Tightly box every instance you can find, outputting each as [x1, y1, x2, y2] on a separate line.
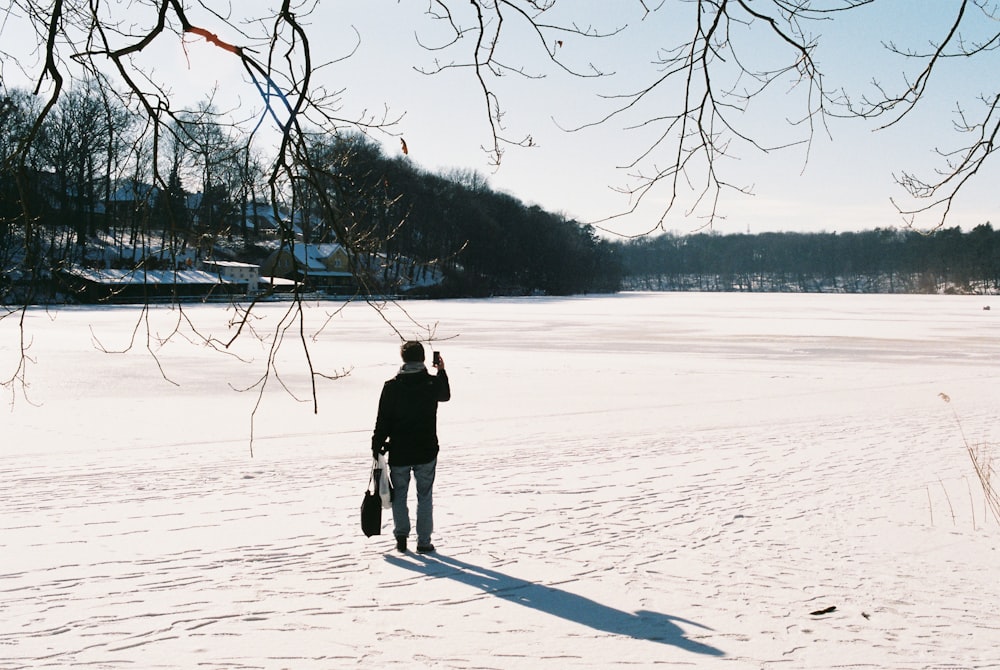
[385, 552, 725, 657]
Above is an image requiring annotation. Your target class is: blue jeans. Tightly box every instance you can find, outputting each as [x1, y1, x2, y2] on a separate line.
[389, 459, 436, 545]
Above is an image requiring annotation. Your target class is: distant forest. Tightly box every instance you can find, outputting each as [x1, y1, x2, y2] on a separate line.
[612, 226, 1000, 294]
[3, 84, 998, 302]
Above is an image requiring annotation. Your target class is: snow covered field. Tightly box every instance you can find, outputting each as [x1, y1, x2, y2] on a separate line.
[2, 292, 999, 669]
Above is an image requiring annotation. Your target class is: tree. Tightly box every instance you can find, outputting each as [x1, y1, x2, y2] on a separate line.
[169, 103, 240, 249]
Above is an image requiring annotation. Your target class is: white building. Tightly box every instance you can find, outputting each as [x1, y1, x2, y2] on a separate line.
[201, 260, 261, 295]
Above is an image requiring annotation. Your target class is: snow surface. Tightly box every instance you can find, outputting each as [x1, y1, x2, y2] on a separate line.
[2, 292, 999, 669]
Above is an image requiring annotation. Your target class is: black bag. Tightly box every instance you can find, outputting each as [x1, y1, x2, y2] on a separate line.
[361, 462, 382, 537]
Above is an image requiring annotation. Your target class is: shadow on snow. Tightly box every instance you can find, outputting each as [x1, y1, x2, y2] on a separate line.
[385, 552, 725, 657]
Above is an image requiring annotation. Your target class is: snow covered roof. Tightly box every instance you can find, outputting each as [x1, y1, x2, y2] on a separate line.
[288, 243, 348, 271]
[202, 260, 260, 270]
[63, 268, 231, 286]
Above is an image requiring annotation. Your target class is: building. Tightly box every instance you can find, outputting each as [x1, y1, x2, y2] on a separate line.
[59, 267, 238, 303]
[260, 243, 356, 293]
[201, 260, 261, 296]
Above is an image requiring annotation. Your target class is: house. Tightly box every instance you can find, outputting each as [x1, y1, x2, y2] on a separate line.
[238, 201, 325, 240]
[96, 180, 157, 225]
[260, 243, 356, 293]
[239, 201, 286, 237]
[201, 259, 261, 296]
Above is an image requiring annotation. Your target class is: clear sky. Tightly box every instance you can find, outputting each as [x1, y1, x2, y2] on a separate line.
[2, 0, 997, 237]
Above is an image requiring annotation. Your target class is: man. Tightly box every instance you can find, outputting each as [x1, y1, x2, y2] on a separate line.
[372, 341, 451, 553]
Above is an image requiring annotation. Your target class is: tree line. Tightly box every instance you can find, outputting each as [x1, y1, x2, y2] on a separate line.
[612, 227, 1000, 294]
[1, 83, 621, 303]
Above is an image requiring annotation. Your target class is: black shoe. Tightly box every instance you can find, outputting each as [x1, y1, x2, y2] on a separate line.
[416, 543, 435, 554]
[395, 536, 407, 553]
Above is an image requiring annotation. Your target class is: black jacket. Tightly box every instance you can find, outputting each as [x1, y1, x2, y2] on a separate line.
[372, 368, 450, 466]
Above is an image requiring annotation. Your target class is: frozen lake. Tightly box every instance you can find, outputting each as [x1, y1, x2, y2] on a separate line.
[2, 292, 999, 668]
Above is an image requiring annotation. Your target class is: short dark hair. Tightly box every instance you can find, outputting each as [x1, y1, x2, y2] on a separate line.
[400, 340, 425, 363]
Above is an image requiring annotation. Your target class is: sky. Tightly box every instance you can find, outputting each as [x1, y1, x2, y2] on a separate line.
[2, 293, 1000, 667]
[2, 0, 997, 237]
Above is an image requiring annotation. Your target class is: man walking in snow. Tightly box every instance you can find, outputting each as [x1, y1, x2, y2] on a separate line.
[372, 341, 451, 554]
